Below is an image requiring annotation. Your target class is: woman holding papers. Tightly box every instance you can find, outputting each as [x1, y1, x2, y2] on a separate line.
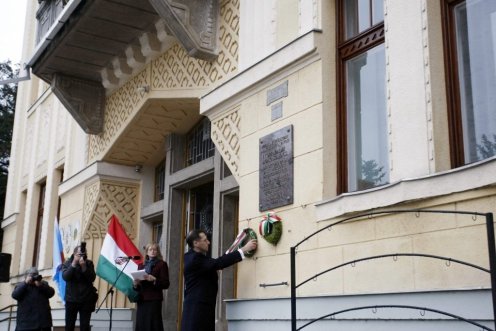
[133, 242, 170, 331]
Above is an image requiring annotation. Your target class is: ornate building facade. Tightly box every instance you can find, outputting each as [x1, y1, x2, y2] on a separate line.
[1, 0, 496, 330]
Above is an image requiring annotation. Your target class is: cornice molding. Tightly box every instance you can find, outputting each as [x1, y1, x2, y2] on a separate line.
[149, 0, 220, 61]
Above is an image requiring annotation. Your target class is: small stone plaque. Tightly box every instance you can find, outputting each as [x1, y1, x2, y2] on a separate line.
[266, 81, 288, 105]
[259, 125, 294, 211]
[271, 101, 283, 121]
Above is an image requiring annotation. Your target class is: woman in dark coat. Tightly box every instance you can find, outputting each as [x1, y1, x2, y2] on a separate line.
[12, 267, 55, 331]
[133, 242, 170, 331]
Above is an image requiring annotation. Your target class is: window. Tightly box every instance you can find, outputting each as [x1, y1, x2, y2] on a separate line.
[155, 159, 166, 201]
[33, 182, 46, 267]
[185, 118, 215, 166]
[152, 221, 163, 244]
[443, 0, 496, 166]
[337, 0, 387, 193]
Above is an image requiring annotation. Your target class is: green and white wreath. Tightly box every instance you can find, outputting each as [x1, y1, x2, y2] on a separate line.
[226, 227, 258, 257]
[259, 212, 282, 245]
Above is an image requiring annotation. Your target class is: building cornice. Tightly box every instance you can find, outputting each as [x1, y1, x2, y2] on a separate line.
[58, 161, 141, 196]
[316, 157, 496, 221]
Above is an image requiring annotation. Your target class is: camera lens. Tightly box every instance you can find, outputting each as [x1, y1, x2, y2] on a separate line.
[32, 275, 42, 281]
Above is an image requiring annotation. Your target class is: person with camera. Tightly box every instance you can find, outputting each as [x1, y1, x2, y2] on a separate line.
[12, 267, 55, 331]
[62, 242, 97, 331]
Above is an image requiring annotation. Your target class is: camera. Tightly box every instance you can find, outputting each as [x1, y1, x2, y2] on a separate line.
[31, 274, 42, 282]
[80, 242, 87, 260]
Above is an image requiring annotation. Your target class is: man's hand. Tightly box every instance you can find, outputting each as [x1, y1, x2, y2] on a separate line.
[241, 239, 257, 254]
[72, 253, 81, 267]
[79, 255, 87, 271]
[25, 275, 32, 284]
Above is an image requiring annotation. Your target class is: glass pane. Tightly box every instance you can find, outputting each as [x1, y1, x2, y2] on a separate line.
[153, 223, 163, 244]
[454, 0, 496, 164]
[358, 0, 371, 34]
[154, 160, 165, 201]
[186, 119, 215, 166]
[345, 0, 371, 38]
[372, 0, 384, 26]
[344, 0, 358, 39]
[346, 44, 388, 192]
[345, 0, 383, 39]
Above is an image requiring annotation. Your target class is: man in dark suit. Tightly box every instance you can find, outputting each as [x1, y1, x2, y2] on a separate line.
[181, 229, 257, 331]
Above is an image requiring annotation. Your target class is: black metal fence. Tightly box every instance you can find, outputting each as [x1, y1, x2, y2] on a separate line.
[290, 209, 496, 330]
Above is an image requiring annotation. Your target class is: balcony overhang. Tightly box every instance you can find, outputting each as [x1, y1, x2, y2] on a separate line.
[28, 0, 220, 134]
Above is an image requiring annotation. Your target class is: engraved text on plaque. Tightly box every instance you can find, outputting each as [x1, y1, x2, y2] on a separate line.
[259, 125, 294, 211]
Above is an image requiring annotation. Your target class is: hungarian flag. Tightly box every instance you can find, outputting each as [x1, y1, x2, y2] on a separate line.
[96, 215, 143, 302]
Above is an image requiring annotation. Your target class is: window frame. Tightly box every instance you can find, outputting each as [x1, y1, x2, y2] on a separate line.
[154, 158, 166, 202]
[185, 118, 215, 167]
[440, 0, 496, 167]
[441, 0, 466, 167]
[336, 0, 385, 194]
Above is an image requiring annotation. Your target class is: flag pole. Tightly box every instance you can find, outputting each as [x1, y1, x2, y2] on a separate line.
[95, 258, 132, 331]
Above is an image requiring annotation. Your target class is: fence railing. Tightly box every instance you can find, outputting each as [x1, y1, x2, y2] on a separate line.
[0, 304, 16, 331]
[290, 209, 496, 330]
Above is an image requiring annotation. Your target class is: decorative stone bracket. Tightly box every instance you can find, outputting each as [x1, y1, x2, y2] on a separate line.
[149, 0, 220, 61]
[51, 73, 106, 134]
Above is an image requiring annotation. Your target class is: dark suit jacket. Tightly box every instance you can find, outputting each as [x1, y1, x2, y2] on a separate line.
[181, 249, 242, 331]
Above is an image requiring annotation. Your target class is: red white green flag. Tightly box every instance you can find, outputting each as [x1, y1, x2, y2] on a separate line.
[96, 215, 143, 302]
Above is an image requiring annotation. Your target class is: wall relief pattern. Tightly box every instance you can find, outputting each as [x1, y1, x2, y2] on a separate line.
[82, 180, 140, 241]
[36, 106, 50, 169]
[87, 0, 239, 164]
[87, 68, 150, 161]
[211, 106, 240, 180]
[81, 179, 140, 308]
[55, 105, 67, 154]
[22, 117, 35, 181]
[151, 0, 239, 89]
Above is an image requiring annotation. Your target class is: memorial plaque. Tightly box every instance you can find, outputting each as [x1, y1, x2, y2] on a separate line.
[271, 101, 283, 121]
[266, 81, 288, 105]
[259, 125, 294, 211]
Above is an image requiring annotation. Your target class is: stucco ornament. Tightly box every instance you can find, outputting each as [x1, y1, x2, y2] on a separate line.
[259, 212, 282, 245]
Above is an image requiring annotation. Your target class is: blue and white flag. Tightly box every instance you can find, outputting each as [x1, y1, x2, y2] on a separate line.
[52, 218, 66, 304]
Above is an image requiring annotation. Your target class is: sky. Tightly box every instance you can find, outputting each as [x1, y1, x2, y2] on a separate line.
[0, 0, 27, 64]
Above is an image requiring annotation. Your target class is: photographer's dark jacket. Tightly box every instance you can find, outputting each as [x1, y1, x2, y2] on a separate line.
[62, 256, 97, 304]
[12, 280, 55, 330]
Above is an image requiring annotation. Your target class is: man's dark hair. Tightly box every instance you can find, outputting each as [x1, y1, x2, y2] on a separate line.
[186, 229, 206, 249]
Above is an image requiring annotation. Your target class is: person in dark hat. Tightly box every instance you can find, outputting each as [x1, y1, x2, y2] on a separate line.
[12, 266, 55, 331]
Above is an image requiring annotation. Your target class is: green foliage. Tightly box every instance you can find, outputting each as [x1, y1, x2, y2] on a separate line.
[0, 61, 18, 217]
[477, 134, 496, 160]
[262, 221, 282, 246]
[358, 159, 387, 190]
